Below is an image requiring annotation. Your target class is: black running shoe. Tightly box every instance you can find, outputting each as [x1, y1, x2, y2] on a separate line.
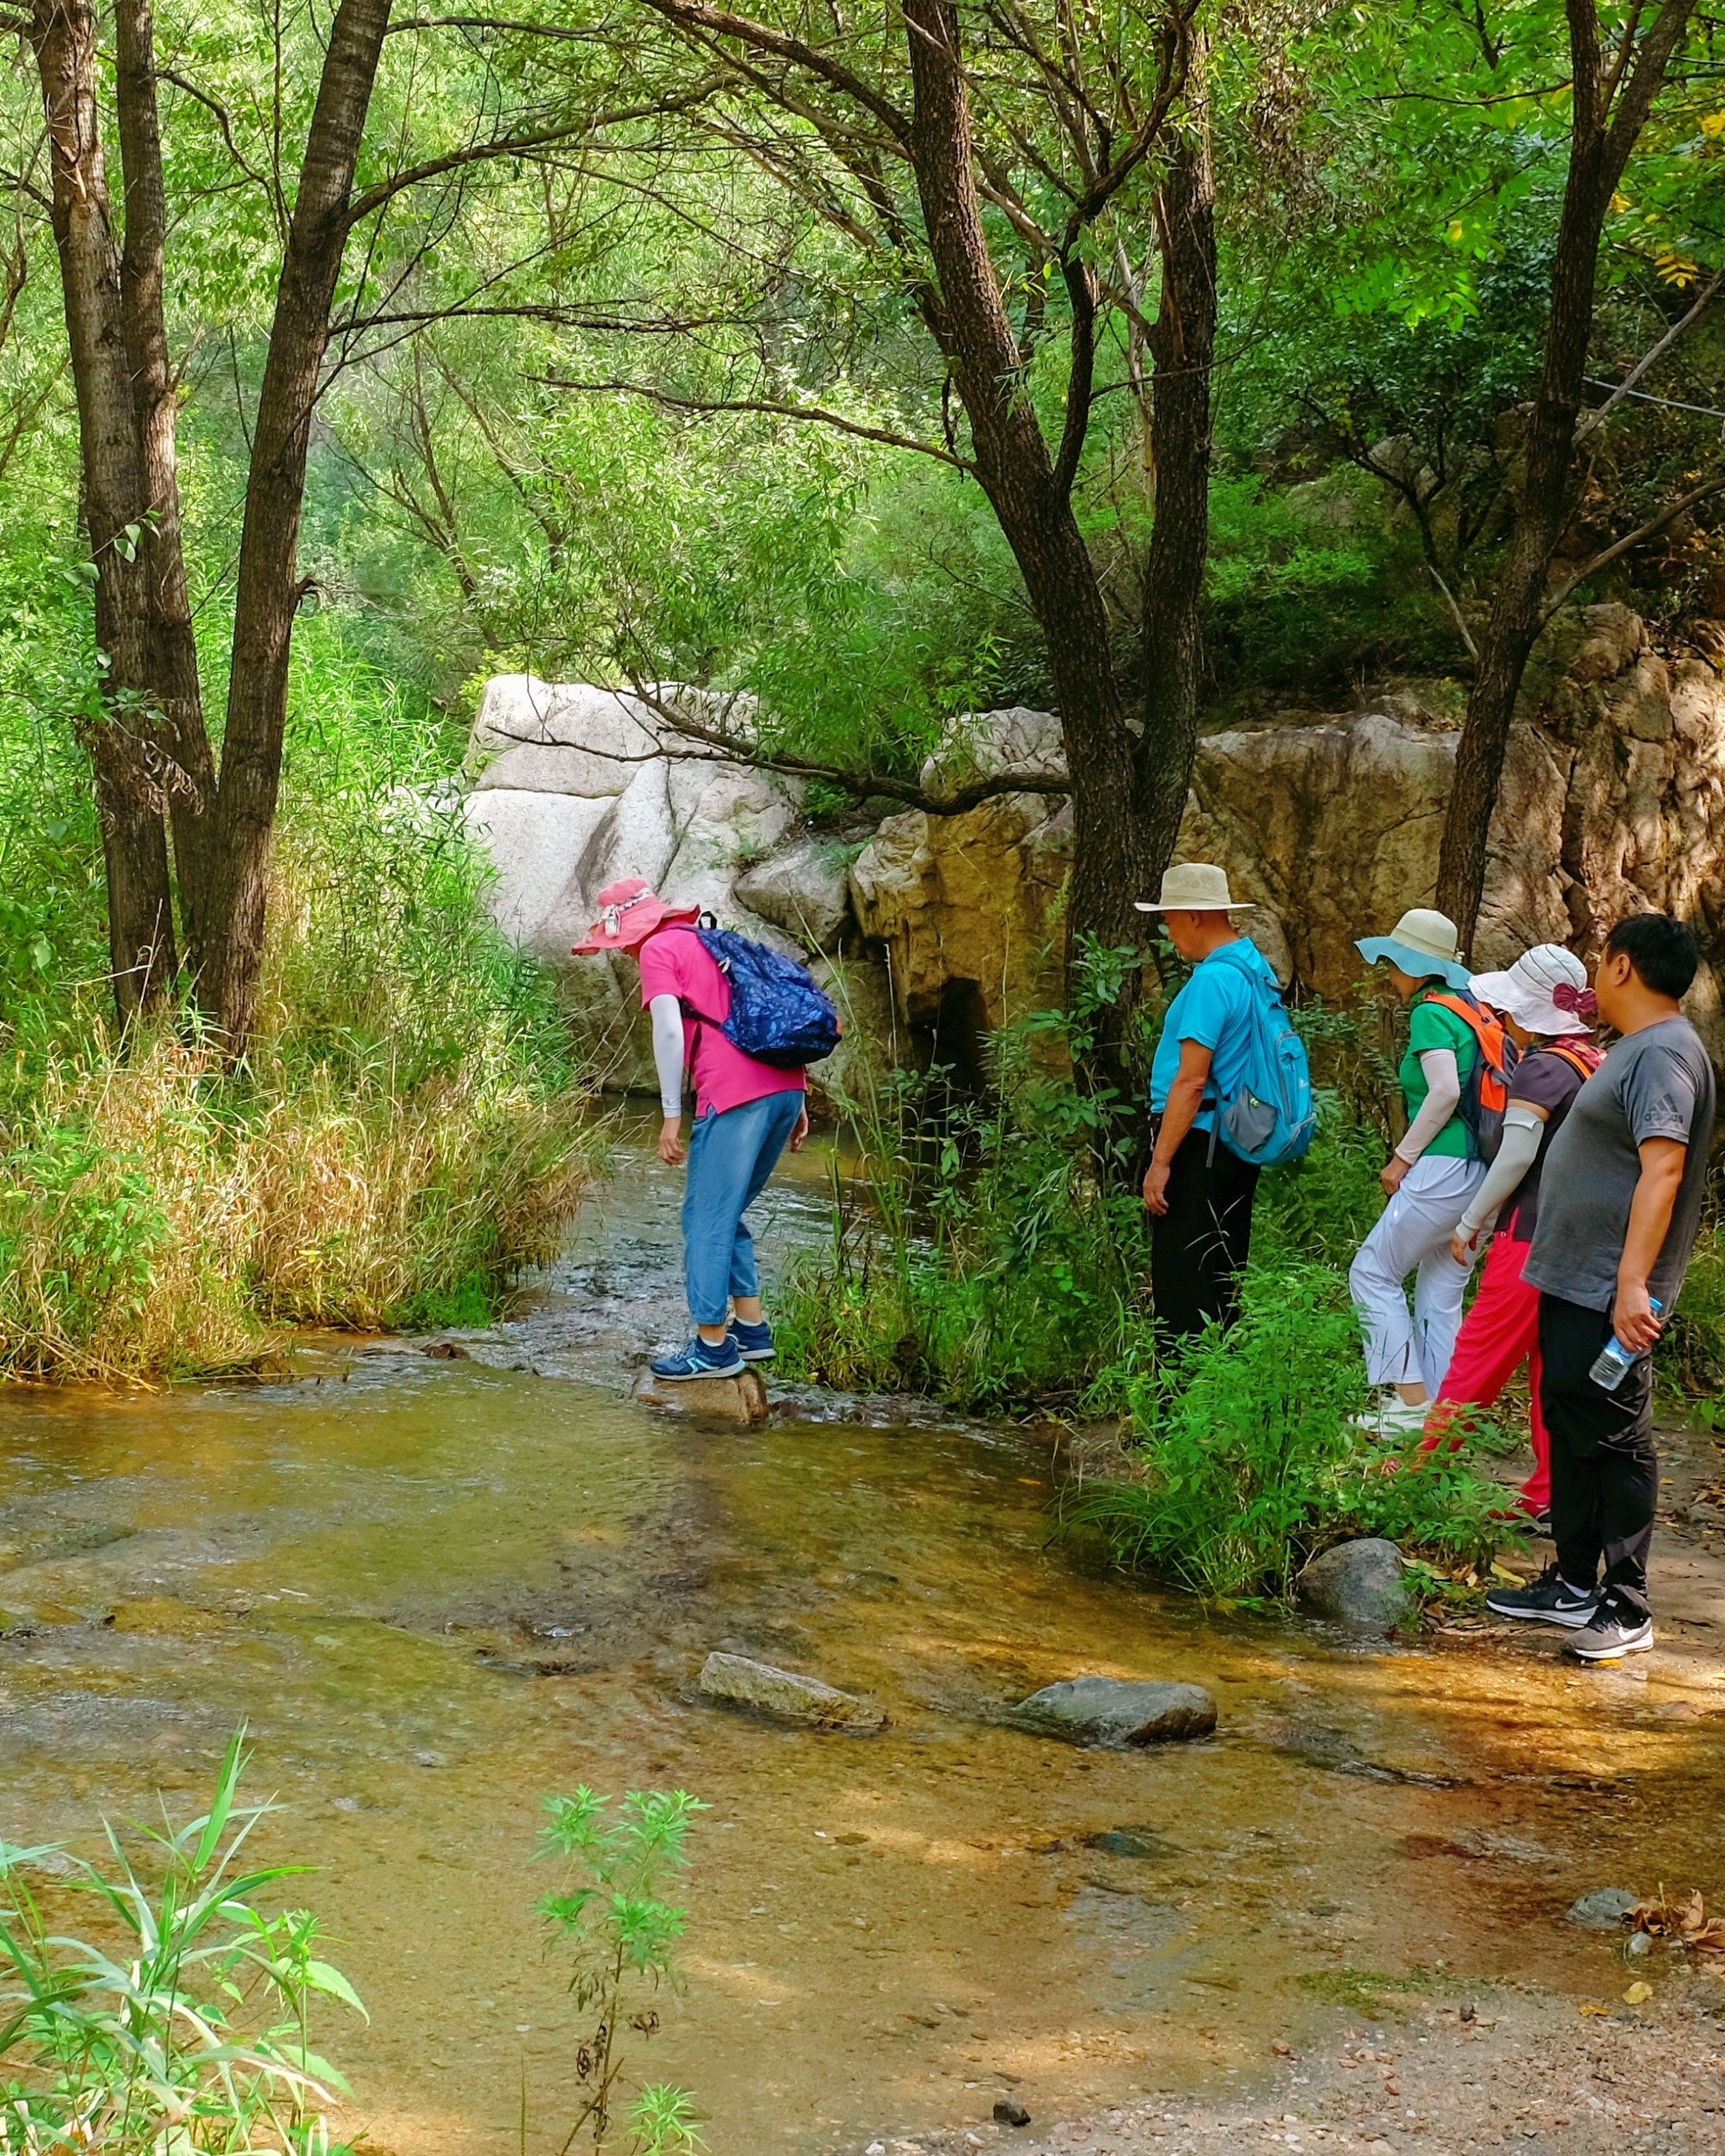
[1483, 1566, 1601, 1629]
[1568, 1604, 1654, 1661]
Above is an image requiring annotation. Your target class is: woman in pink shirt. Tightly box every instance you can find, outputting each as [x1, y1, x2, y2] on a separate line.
[573, 879, 808, 1379]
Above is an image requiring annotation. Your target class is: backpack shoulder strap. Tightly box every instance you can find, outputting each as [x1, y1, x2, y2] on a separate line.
[1208, 939, 1280, 999]
[1426, 990, 1498, 1052]
[1545, 1042, 1600, 1081]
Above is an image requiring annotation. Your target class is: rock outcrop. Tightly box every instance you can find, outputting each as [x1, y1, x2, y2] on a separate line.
[464, 677, 878, 1093]
[847, 611, 1725, 1060]
[462, 615, 1725, 1086]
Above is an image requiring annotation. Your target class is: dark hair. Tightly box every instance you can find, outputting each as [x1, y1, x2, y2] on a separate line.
[1604, 912, 1699, 1000]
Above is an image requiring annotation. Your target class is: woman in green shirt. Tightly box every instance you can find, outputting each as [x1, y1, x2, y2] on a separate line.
[1348, 909, 1489, 1439]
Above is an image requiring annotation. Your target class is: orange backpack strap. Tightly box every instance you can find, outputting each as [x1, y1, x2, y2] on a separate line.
[1426, 991, 1506, 1068]
[1426, 991, 1510, 1110]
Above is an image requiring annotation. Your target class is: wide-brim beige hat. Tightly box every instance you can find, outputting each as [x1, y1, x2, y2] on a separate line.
[1354, 907, 1473, 992]
[1134, 862, 1252, 913]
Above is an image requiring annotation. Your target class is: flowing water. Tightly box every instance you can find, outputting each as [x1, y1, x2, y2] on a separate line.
[0, 1134, 1722, 2154]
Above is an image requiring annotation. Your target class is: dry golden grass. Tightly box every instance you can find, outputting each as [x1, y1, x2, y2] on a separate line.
[0, 1026, 593, 1384]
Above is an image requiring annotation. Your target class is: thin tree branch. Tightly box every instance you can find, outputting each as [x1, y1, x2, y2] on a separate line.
[617, 682, 1071, 814]
[536, 373, 973, 467]
[1541, 472, 1725, 625]
[1428, 562, 1481, 664]
[386, 14, 604, 34]
[156, 67, 274, 192]
[342, 84, 728, 228]
[1576, 259, 1725, 441]
[633, 0, 914, 146]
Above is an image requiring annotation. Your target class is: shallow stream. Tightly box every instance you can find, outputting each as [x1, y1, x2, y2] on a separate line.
[0, 1134, 1722, 2154]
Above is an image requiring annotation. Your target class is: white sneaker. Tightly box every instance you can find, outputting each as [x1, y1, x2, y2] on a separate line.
[1349, 1393, 1430, 1441]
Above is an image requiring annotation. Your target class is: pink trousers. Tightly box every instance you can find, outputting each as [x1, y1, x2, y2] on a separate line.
[1418, 1231, 1549, 1515]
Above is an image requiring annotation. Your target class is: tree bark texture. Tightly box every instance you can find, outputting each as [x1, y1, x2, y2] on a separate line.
[113, 0, 217, 954]
[1136, 89, 1216, 883]
[29, 0, 177, 1017]
[198, 0, 395, 1047]
[900, 0, 1156, 972]
[1434, 0, 1696, 951]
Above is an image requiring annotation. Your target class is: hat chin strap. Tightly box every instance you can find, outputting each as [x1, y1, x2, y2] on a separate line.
[600, 891, 654, 938]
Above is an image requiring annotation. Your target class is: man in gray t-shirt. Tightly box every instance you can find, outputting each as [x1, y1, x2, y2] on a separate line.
[1488, 913, 1715, 1661]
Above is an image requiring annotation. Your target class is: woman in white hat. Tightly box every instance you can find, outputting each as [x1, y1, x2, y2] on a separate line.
[1348, 907, 1490, 1436]
[1414, 944, 1601, 1523]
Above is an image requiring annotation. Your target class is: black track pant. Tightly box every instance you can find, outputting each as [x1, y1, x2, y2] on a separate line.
[1151, 1128, 1260, 1341]
[1537, 1292, 1659, 1621]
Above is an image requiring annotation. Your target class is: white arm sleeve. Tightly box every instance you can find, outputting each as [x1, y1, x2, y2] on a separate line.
[1394, 1048, 1462, 1164]
[1457, 1103, 1545, 1237]
[650, 995, 685, 1119]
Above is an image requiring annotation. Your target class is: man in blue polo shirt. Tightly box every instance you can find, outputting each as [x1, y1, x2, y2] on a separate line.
[1139, 862, 1277, 1338]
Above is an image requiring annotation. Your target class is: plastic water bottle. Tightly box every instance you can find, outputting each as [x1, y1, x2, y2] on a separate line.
[1588, 1297, 1664, 1391]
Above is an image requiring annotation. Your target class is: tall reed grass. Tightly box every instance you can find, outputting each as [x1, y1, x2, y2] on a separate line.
[0, 621, 595, 1383]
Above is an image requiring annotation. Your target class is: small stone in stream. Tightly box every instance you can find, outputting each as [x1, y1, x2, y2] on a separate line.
[993, 2098, 1031, 2127]
[1565, 1887, 1640, 1928]
[1297, 1538, 1407, 1627]
[697, 1650, 886, 1730]
[422, 1340, 471, 1359]
[1010, 1676, 1217, 1746]
[633, 1368, 768, 1424]
[1085, 1825, 1180, 1860]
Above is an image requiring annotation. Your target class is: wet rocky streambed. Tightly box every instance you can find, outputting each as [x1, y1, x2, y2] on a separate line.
[1, 1132, 1723, 2154]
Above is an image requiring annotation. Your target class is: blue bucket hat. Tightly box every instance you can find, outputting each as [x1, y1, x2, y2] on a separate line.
[1354, 907, 1473, 992]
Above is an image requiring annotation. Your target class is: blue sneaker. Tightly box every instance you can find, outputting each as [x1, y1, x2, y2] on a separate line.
[652, 1337, 745, 1381]
[728, 1319, 775, 1364]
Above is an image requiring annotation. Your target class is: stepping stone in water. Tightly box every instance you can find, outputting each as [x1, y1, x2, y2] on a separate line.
[1010, 1676, 1217, 1746]
[697, 1650, 886, 1730]
[633, 1368, 768, 1423]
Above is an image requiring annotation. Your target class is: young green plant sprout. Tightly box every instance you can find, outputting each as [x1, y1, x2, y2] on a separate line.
[535, 1789, 708, 2155]
[0, 1725, 365, 2155]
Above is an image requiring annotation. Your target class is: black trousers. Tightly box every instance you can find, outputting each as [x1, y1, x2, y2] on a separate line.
[1537, 1292, 1659, 1620]
[1151, 1127, 1261, 1340]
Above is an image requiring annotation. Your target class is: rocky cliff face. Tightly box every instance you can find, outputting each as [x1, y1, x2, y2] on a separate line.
[462, 677, 891, 1101]
[463, 609, 1725, 1084]
[847, 606, 1725, 1065]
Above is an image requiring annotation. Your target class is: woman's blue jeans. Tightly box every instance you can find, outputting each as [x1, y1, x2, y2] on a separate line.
[682, 1090, 805, 1326]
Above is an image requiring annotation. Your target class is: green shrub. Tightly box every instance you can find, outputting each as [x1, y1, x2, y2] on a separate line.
[0, 1731, 363, 2155]
[1657, 1204, 1725, 1417]
[1069, 1261, 1515, 1602]
[537, 1789, 707, 2154]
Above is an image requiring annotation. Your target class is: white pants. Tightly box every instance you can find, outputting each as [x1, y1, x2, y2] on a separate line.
[1348, 1153, 1487, 1397]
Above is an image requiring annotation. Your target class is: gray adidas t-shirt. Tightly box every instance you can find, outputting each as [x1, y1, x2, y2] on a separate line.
[1524, 1015, 1715, 1314]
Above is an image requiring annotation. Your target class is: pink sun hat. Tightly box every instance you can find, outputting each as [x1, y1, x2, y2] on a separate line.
[570, 878, 699, 955]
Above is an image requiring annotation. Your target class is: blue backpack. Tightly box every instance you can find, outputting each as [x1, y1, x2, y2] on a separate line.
[1204, 943, 1315, 1167]
[672, 919, 841, 1069]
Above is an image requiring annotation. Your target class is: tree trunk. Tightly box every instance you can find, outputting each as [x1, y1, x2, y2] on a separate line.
[29, 0, 177, 1018]
[198, 0, 394, 1047]
[1136, 85, 1216, 883]
[113, 0, 218, 959]
[1434, 0, 1696, 951]
[900, 0, 1155, 990]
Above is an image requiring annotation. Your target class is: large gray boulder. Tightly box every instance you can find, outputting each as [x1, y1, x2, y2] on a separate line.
[462, 678, 803, 1087]
[1010, 1676, 1217, 1747]
[698, 1651, 886, 1730]
[1298, 1539, 1407, 1628]
[734, 836, 862, 951]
